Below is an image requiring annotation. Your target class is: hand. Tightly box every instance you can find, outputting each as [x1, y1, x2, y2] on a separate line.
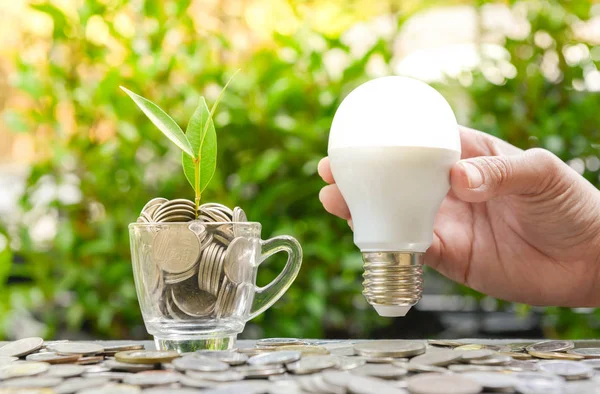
[318, 126, 600, 307]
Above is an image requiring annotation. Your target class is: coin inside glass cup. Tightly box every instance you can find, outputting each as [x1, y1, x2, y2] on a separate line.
[152, 227, 200, 274]
[224, 237, 253, 284]
[171, 277, 216, 317]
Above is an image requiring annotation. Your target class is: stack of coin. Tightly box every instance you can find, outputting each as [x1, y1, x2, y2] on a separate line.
[0, 338, 599, 392]
[135, 199, 254, 321]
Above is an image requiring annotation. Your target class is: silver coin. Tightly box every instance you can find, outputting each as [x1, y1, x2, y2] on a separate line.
[104, 359, 156, 372]
[405, 363, 449, 374]
[526, 340, 574, 353]
[427, 340, 465, 348]
[232, 207, 248, 223]
[223, 237, 253, 285]
[171, 276, 216, 317]
[212, 246, 226, 295]
[81, 371, 131, 379]
[234, 364, 286, 378]
[322, 370, 352, 388]
[354, 341, 426, 358]
[141, 198, 168, 215]
[582, 359, 600, 369]
[78, 383, 142, 394]
[248, 351, 301, 366]
[0, 356, 17, 366]
[364, 356, 398, 363]
[469, 354, 512, 366]
[347, 375, 408, 394]
[447, 364, 504, 373]
[53, 377, 110, 394]
[186, 370, 245, 382]
[459, 349, 496, 361]
[406, 373, 482, 394]
[123, 370, 182, 385]
[193, 351, 248, 366]
[327, 346, 355, 357]
[172, 355, 229, 372]
[0, 361, 50, 379]
[45, 364, 87, 378]
[461, 371, 519, 391]
[514, 372, 566, 394]
[409, 349, 462, 366]
[0, 337, 44, 357]
[152, 227, 200, 274]
[335, 356, 366, 370]
[567, 348, 600, 359]
[352, 363, 407, 379]
[0, 376, 63, 388]
[50, 342, 104, 356]
[178, 374, 216, 388]
[538, 360, 594, 380]
[26, 352, 80, 364]
[287, 355, 338, 374]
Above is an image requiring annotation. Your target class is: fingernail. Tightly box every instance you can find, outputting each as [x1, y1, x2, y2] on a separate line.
[318, 187, 326, 203]
[347, 219, 354, 230]
[460, 162, 483, 189]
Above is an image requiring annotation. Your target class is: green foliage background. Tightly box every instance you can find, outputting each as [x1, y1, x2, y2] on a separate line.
[0, 0, 598, 339]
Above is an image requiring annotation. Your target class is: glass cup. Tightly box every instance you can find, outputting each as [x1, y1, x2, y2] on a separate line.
[129, 221, 302, 352]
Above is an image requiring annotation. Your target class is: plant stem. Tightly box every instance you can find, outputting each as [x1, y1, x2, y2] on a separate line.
[194, 159, 200, 218]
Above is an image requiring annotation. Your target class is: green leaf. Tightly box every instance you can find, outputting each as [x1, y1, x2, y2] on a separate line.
[119, 86, 195, 158]
[182, 97, 216, 192]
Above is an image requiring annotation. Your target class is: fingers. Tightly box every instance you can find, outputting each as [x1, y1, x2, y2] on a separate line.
[459, 126, 522, 159]
[318, 157, 335, 184]
[451, 148, 564, 203]
[319, 184, 351, 220]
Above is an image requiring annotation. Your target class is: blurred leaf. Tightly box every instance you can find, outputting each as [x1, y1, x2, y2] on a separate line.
[2, 110, 29, 133]
[120, 86, 194, 158]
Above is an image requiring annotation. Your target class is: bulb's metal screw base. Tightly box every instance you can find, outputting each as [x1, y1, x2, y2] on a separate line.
[362, 252, 424, 317]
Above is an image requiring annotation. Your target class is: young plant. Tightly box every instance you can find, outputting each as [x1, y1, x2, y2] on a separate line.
[120, 71, 238, 214]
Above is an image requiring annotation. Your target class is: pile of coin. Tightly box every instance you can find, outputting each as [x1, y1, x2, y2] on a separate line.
[135, 199, 253, 321]
[0, 337, 599, 392]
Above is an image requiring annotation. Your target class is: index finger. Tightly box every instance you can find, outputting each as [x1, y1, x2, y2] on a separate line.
[318, 157, 335, 184]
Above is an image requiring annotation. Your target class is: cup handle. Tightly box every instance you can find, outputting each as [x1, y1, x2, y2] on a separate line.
[247, 235, 302, 320]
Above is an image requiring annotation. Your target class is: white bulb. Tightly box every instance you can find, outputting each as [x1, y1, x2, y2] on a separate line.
[328, 76, 461, 317]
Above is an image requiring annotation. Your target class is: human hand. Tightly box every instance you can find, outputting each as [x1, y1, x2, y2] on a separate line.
[318, 126, 600, 307]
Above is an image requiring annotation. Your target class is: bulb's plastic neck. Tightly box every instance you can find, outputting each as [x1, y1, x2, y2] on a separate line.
[361, 252, 424, 317]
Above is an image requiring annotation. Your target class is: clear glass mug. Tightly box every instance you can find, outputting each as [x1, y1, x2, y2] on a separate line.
[129, 222, 302, 352]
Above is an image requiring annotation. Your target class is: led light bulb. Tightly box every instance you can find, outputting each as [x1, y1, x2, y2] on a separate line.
[328, 76, 461, 317]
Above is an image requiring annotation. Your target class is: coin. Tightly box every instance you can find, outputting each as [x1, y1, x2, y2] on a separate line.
[582, 359, 600, 369]
[458, 349, 495, 361]
[257, 338, 305, 347]
[567, 348, 600, 359]
[287, 355, 337, 374]
[354, 341, 425, 358]
[223, 237, 253, 284]
[123, 370, 182, 385]
[528, 350, 584, 361]
[336, 356, 366, 370]
[76, 356, 104, 365]
[352, 364, 407, 379]
[409, 350, 462, 366]
[172, 355, 229, 372]
[461, 372, 519, 391]
[45, 364, 87, 378]
[152, 227, 200, 274]
[193, 351, 248, 366]
[115, 350, 180, 364]
[171, 277, 215, 317]
[50, 342, 104, 356]
[499, 351, 533, 360]
[185, 370, 245, 382]
[526, 340, 574, 353]
[0, 356, 17, 367]
[454, 344, 485, 351]
[538, 360, 594, 380]
[513, 372, 566, 394]
[77, 383, 142, 394]
[469, 354, 512, 366]
[0, 337, 44, 357]
[406, 373, 483, 394]
[248, 351, 301, 366]
[104, 359, 156, 372]
[271, 345, 330, 356]
[347, 375, 408, 394]
[235, 364, 286, 378]
[0, 361, 50, 379]
[427, 340, 464, 348]
[0, 376, 63, 388]
[26, 352, 80, 364]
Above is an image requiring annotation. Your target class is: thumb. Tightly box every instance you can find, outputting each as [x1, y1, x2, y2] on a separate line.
[450, 148, 563, 203]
